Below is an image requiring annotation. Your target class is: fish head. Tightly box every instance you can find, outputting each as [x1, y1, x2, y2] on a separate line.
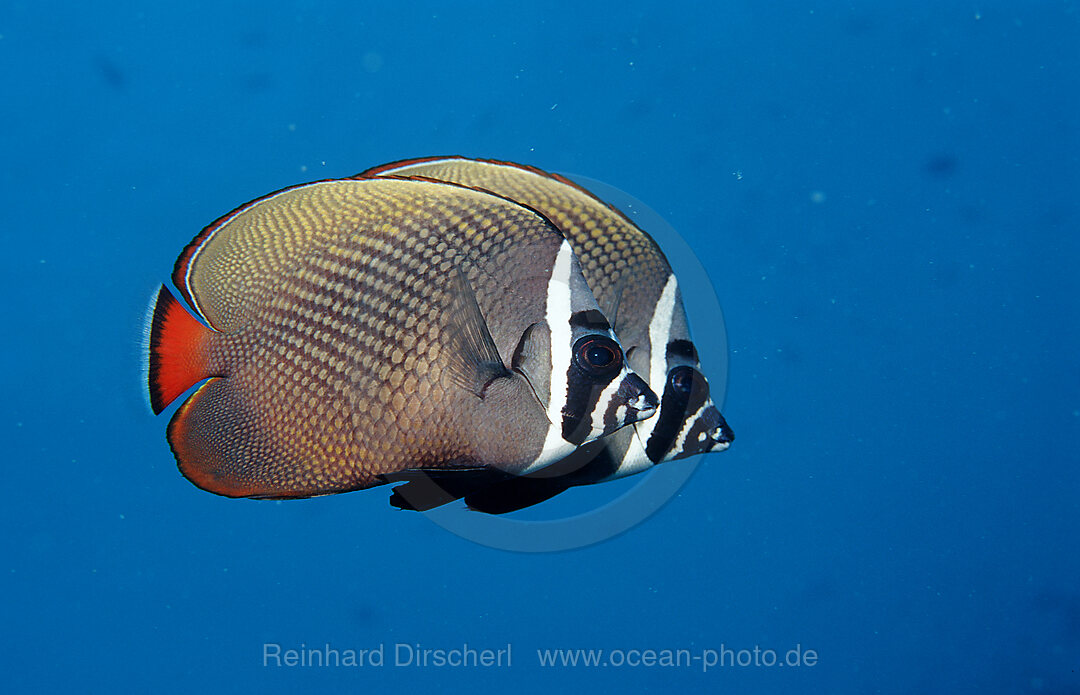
[560, 315, 659, 443]
[511, 240, 658, 473]
[630, 277, 734, 465]
[651, 361, 733, 461]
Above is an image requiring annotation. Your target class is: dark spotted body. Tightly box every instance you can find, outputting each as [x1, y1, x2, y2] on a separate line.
[147, 177, 658, 499]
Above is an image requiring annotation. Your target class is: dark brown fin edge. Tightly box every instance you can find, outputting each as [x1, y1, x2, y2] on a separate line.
[170, 178, 343, 315]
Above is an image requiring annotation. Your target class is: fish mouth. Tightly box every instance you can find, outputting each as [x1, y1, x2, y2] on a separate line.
[622, 373, 659, 418]
[709, 437, 732, 452]
[627, 391, 656, 417]
[703, 409, 734, 451]
[663, 403, 734, 460]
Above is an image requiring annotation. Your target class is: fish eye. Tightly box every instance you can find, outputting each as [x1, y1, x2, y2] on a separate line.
[669, 366, 698, 396]
[574, 336, 623, 376]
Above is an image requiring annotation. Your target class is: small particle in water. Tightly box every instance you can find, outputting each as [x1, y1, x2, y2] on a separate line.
[924, 154, 958, 178]
[810, 190, 826, 204]
[361, 52, 383, 73]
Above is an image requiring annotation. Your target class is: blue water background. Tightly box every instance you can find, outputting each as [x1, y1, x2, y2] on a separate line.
[1, 2, 1077, 692]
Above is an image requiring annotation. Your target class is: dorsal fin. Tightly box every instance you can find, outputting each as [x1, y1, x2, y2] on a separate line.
[443, 269, 512, 398]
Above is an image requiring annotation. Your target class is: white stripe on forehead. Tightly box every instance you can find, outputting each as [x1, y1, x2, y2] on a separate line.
[636, 274, 679, 445]
[524, 239, 577, 473]
[648, 275, 679, 386]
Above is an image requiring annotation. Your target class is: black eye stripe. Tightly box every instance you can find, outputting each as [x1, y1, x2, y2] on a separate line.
[668, 366, 709, 400]
[669, 366, 694, 394]
[561, 336, 626, 444]
[584, 343, 616, 368]
[573, 336, 623, 377]
[570, 309, 612, 331]
[645, 367, 711, 463]
[666, 339, 699, 362]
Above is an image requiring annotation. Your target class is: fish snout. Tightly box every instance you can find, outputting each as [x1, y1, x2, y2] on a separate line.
[622, 372, 659, 418]
[701, 406, 734, 451]
[708, 415, 735, 451]
[671, 403, 734, 459]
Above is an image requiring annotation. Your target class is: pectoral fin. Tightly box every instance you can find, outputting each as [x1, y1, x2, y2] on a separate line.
[444, 269, 512, 397]
[510, 321, 551, 409]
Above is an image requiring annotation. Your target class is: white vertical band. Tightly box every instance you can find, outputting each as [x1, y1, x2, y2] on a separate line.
[636, 274, 679, 444]
[526, 239, 577, 472]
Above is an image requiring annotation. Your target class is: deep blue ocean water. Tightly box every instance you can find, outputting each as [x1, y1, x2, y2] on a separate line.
[2, 2, 1077, 692]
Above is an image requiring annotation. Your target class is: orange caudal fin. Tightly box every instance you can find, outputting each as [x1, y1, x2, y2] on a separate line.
[146, 285, 215, 414]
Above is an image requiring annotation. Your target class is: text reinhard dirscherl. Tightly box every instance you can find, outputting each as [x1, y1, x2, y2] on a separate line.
[262, 643, 819, 672]
[263, 643, 512, 668]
